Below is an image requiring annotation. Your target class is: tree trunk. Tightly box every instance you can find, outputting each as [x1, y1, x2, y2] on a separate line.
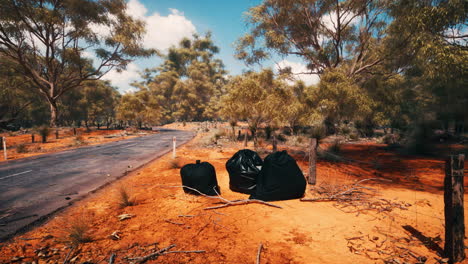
[49, 101, 58, 128]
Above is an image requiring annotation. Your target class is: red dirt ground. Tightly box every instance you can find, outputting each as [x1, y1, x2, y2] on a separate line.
[0, 127, 467, 264]
[0, 128, 152, 162]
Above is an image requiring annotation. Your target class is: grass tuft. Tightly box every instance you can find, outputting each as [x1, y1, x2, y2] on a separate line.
[118, 186, 135, 208]
[66, 216, 93, 245]
[16, 143, 28, 153]
[168, 158, 182, 169]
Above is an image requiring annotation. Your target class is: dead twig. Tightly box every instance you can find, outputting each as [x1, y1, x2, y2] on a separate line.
[161, 185, 282, 210]
[165, 219, 184, 225]
[256, 243, 263, 264]
[109, 253, 116, 264]
[62, 246, 75, 264]
[126, 244, 176, 263]
[164, 250, 206, 254]
[125, 244, 205, 264]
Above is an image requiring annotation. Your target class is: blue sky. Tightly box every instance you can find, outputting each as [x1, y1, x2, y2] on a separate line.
[102, 0, 318, 92]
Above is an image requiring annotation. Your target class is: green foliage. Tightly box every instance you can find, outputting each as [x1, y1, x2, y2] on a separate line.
[130, 33, 227, 124]
[220, 69, 291, 141]
[0, 0, 153, 126]
[236, 0, 389, 76]
[310, 126, 326, 142]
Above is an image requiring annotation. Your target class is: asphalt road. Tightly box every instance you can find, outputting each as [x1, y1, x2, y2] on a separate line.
[0, 129, 194, 241]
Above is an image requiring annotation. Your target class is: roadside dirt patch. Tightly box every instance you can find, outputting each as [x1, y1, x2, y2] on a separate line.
[0, 131, 467, 263]
[0, 128, 154, 162]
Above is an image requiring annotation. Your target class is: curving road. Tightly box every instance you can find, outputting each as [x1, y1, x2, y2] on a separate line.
[0, 129, 194, 241]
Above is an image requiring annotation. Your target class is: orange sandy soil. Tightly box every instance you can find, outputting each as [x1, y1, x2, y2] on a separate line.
[0, 128, 153, 162]
[1, 130, 467, 264]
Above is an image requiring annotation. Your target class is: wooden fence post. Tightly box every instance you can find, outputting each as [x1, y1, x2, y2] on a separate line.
[308, 138, 318, 185]
[172, 136, 177, 159]
[244, 131, 248, 147]
[2, 137, 7, 161]
[31, 134, 35, 143]
[73, 127, 77, 136]
[444, 154, 465, 263]
[272, 135, 277, 152]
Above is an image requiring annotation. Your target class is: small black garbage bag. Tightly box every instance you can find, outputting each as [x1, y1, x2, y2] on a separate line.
[250, 150, 306, 201]
[226, 149, 263, 194]
[180, 160, 220, 196]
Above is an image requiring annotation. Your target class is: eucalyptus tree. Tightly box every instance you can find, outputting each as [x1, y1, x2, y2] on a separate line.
[0, 0, 154, 127]
[135, 33, 227, 123]
[236, 0, 390, 77]
[220, 69, 288, 142]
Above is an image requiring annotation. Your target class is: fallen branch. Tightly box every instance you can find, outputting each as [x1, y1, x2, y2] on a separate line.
[109, 253, 116, 264]
[256, 243, 263, 264]
[161, 185, 282, 210]
[126, 244, 176, 263]
[62, 246, 75, 264]
[164, 250, 206, 254]
[165, 219, 184, 225]
[125, 244, 205, 264]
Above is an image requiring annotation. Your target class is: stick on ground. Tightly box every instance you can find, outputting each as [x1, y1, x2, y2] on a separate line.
[161, 185, 282, 210]
[256, 243, 263, 264]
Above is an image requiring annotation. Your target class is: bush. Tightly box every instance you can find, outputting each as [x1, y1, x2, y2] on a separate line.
[36, 125, 50, 143]
[16, 144, 28, 153]
[404, 123, 435, 155]
[310, 126, 326, 141]
[349, 133, 359, 141]
[328, 140, 342, 154]
[382, 134, 398, 145]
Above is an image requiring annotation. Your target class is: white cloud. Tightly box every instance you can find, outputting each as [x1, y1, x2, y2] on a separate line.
[276, 60, 320, 86]
[127, 1, 196, 51]
[97, 0, 197, 91]
[127, 0, 148, 20]
[103, 63, 140, 93]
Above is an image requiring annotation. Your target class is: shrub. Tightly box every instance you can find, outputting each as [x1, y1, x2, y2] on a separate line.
[349, 133, 359, 141]
[310, 126, 326, 141]
[36, 126, 50, 143]
[16, 144, 28, 153]
[328, 140, 342, 154]
[382, 134, 398, 145]
[404, 123, 435, 155]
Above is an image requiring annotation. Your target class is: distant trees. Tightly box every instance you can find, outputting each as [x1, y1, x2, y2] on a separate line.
[0, 0, 153, 127]
[127, 33, 227, 125]
[234, 0, 467, 138]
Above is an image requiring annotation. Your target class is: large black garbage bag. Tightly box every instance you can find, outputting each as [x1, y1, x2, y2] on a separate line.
[250, 150, 306, 201]
[180, 160, 220, 196]
[226, 149, 263, 194]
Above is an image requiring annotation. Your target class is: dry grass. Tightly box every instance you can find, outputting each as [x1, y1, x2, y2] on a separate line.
[117, 186, 135, 208]
[168, 158, 182, 169]
[16, 143, 28, 153]
[65, 216, 93, 245]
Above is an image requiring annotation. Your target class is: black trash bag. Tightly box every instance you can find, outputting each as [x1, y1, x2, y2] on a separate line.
[180, 160, 220, 196]
[250, 150, 306, 201]
[226, 149, 263, 194]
